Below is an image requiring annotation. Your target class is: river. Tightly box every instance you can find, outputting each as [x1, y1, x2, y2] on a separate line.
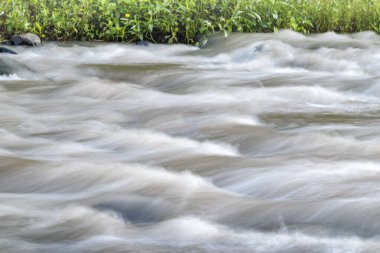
[1, 30, 380, 253]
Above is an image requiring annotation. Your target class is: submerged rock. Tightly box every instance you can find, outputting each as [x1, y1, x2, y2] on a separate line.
[11, 33, 41, 46]
[0, 58, 16, 75]
[94, 197, 171, 224]
[0, 46, 17, 54]
[136, 40, 150, 46]
[0, 57, 35, 76]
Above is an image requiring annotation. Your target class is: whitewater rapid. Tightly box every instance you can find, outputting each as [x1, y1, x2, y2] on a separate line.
[1, 30, 380, 253]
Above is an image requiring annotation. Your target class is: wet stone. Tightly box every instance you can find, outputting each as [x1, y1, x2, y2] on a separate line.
[0, 46, 17, 54]
[11, 33, 42, 46]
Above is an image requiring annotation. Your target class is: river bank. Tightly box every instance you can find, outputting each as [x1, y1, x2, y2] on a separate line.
[1, 0, 379, 44]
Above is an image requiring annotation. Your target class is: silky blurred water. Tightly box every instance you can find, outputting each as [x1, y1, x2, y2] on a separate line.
[1, 30, 380, 253]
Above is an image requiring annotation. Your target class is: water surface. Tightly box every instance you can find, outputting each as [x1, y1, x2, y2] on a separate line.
[1, 30, 380, 253]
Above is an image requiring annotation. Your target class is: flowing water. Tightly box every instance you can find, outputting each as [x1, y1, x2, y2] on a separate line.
[1, 30, 380, 253]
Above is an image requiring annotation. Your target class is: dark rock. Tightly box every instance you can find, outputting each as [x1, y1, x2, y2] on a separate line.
[193, 32, 203, 43]
[136, 40, 149, 46]
[193, 32, 208, 48]
[11, 33, 42, 46]
[0, 47, 17, 54]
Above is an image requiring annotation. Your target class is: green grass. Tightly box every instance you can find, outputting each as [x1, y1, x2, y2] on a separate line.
[0, 0, 379, 44]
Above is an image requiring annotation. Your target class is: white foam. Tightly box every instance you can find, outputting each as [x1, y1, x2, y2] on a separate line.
[0, 73, 23, 80]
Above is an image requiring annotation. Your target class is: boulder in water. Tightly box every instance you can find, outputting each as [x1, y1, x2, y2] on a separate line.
[0, 46, 17, 54]
[11, 33, 41, 46]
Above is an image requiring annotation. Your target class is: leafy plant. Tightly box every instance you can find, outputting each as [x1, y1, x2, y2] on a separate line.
[0, 0, 379, 44]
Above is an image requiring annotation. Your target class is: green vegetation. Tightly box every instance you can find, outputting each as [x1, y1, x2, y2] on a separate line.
[0, 0, 379, 44]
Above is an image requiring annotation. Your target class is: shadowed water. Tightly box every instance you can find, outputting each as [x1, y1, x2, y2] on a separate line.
[1, 30, 380, 253]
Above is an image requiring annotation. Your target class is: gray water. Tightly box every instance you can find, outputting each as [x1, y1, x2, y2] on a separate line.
[1, 30, 380, 253]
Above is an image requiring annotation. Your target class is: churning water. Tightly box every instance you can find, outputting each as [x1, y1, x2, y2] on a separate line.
[1, 30, 380, 253]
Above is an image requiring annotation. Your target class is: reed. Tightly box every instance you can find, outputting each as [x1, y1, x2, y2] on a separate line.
[0, 0, 379, 44]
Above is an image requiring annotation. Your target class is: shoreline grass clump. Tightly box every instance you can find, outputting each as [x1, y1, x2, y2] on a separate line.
[0, 0, 379, 44]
